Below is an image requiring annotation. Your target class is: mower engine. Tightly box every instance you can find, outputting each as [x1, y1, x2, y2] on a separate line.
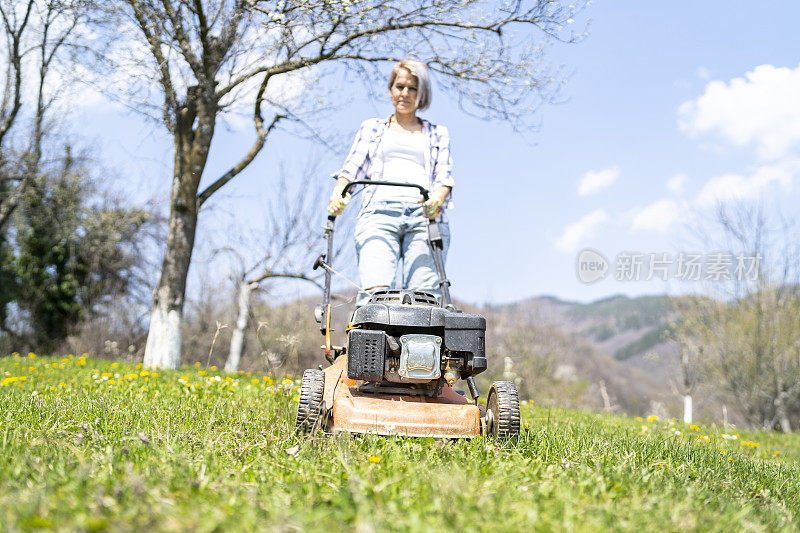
[346, 289, 486, 396]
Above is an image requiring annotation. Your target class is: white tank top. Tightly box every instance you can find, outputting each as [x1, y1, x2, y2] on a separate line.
[368, 128, 428, 203]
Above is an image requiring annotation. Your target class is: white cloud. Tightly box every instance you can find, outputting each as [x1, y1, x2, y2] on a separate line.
[577, 166, 620, 196]
[694, 159, 800, 207]
[679, 63, 800, 160]
[555, 209, 608, 252]
[667, 173, 689, 194]
[631, 199, 685, 233]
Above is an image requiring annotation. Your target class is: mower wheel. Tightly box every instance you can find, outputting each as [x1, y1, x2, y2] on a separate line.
[295, 369, 325, 435]
[486, 381, 520, 439]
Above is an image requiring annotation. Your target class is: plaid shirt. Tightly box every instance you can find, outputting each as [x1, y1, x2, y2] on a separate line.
[332, 116, 454, 209]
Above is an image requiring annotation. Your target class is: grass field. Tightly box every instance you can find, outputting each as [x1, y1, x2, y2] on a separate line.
[2, 354, 800, 532]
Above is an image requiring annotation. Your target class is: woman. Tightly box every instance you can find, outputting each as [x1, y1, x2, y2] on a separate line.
[328, 59, 454, 307]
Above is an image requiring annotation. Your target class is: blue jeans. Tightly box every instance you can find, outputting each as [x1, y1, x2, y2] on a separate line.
[354, 201, 450, 307]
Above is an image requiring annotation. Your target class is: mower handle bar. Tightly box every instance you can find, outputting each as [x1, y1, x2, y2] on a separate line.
[328, 180, 429, 221]
[343, 180, 429, 201]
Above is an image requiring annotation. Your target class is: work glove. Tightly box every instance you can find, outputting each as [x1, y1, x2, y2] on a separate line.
[423, 196, 445, 219]
[327, 188, 351, 216]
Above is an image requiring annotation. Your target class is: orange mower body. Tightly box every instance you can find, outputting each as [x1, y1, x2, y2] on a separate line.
[321, 355, 483, 438]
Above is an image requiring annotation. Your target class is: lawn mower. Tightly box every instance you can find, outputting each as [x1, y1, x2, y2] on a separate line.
[295, 180, 520, 439]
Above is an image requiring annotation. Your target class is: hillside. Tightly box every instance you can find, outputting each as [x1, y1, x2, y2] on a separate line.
[2, 355, 799, 531]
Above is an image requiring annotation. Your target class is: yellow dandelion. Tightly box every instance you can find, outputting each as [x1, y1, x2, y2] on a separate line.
[101, 373, 112, 378]
[111, 363, 119, 368]
[647, 415, 658, 423]
[136, 363, 143, 370]
[690, 424, 700, 432]
[283, 378, 294, 385]
[28, 352, 36, 358]
[210, 366, 217, 371]
[292, 395, 299, 402]
[251, 379, 259, 385]
[108, 379, 115, 385]
[368, 455, 381, 464]
[198, 371, 207, 376]
[58, 383, 66, 388]
[635, 416, 643, 421]
[194, 362, 201, 368]
[140, 370, 149, 377]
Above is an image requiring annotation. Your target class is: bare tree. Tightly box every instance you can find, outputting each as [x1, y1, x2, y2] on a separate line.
[219, 173, 328, 372]
[672, 202, 800, 432]
[91, 0, 583, 369]
[0, 0, 37, 230]
[0, 0, 87, 230]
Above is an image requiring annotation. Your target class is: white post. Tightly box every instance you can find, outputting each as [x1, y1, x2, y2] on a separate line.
[683, 395, 693, 425]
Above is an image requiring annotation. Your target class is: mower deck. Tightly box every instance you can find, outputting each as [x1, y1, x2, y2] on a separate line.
[322, 356, 482, 438]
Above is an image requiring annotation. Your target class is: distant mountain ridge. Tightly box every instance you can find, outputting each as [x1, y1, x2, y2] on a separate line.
[481, 293, 682, 414]
[493, 293, 677, 359]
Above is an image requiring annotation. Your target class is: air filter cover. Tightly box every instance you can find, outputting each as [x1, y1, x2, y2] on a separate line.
[347, 329, 386, 381]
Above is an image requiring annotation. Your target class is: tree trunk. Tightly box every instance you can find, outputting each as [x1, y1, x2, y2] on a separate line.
[225, 280, 256, 372]
[143, 96, 215, 369]
[142, 183, 199, 369]
[775, 394, 792, 433]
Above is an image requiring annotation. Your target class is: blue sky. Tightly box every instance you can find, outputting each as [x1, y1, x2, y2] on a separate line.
[77, 1, 800, 305]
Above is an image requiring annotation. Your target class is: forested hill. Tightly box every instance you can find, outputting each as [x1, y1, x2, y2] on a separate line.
[495, 294, 677, 362]
[477, 294, 683, 417]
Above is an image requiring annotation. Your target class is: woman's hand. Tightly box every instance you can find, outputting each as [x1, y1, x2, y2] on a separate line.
[423, 186, 450, 219]
[328, 177, 351, 216]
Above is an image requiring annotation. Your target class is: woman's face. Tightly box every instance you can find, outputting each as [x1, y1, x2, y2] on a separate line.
[390, 69, 419, 115]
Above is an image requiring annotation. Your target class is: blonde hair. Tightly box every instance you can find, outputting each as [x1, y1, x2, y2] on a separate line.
[388, 59, 431, 111]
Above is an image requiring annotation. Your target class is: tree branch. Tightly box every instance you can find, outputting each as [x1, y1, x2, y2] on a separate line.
[250, 271, 323, 290]
[160, 0, 207, 86]
[197, 70, 285, 206]
[126, 0, 179, 132]
[0, 0, 35, 148]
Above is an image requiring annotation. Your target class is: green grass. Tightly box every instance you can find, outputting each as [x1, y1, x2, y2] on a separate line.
[2, 354, 800, 532]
